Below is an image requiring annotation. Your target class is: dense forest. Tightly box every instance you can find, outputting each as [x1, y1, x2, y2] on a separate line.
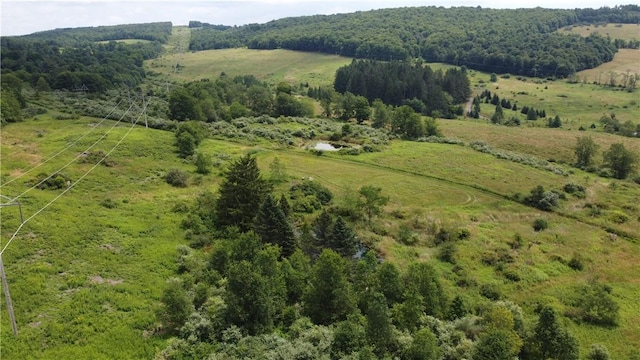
[17, 22, 173, 45]
[189, 6, 638, 78]
[333, 60, 470, 118]
[0, 22, 171, 95]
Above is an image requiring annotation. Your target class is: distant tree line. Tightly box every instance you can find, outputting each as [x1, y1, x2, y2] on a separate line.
[16, 22, 172, 45]
[1, 37, 163, 93]
[188, 6, 638, 78]
[0, 23, 170, 94]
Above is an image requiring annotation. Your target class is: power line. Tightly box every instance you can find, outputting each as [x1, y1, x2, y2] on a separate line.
[0, 100, 124, 189]
[0, 99, 150, 257]
[6, 102, 135, 203]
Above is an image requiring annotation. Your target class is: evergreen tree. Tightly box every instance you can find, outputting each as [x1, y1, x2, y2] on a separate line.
[329, 216, 358, 258]
[215, 154, 272, 232]
[312, 210, 333, 248]
[447, 294, 469, 320]
[491, 103, 505, 124]
[527, 107, 539, 120]
[278, 193, 290, 217]
[160, 277, 192, 334]
[281, 249, 310, 304]
[254, 195, 296, 257]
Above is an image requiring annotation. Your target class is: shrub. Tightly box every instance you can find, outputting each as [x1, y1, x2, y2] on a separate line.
[568, 253, 584, 271]
[532, 218, 548, 232]
[165, 169, 189, 187]
[100, 198, 118, 209]
[563, 183, 586, 198]
[290, 180, 333, 206]
[608, 211, 629, 224]
[397, 224, 419, 245]
[480, 284, 502, 300]
[437, 243, 457, 264]
[524, 185, 559, 211]
[33, 172, 72, 190]
[508, 233, 524, 250]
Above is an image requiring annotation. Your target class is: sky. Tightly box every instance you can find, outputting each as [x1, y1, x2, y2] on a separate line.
[0, 0, 630, 37]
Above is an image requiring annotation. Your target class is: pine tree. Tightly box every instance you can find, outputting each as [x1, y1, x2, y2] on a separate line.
[215, 154, 272, 232]
[312, 210, 333, 248]
[329, 216, 358, 257]
[254, 195, 296, 257]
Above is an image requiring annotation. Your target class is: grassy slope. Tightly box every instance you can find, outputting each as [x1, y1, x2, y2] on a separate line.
[147, 47, 352, 87]
[559, 23, 640, 42]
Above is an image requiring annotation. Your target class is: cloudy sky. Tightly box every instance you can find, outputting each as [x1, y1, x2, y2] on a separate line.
[1, 0, 628, 37]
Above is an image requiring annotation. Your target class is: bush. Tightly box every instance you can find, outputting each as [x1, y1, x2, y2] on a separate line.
[608, 211, 629, 224]
[524, 185, 559, 211]
[100, 198, 118, 209]
[437, 243, 457, 264]
[568, 253, 584, 271]
[165, 169, 189, 187]
[532, 218, 548, 232]
[397, 224, 419, 245]
[290, 180, 333, 206]
[480, 284, 502, 300]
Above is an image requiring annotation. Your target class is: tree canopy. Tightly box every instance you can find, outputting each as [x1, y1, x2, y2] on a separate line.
[188, 6, 638, 78]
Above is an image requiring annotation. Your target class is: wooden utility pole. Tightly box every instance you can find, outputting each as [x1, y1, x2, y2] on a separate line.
[0, 254, 18, 336]
[0, 195, 23, 336]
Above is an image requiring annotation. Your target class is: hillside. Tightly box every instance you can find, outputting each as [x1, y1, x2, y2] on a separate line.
[189, 6, 639, 78]
[2, 17, 640, 360]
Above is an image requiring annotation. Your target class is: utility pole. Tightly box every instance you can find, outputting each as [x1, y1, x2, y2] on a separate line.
[0, 255, 18, 335]
[0, 195, 23, 336]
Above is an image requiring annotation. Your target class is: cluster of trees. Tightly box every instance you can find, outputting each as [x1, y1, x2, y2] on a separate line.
[158, 153, 616, 359]
[599, 113, 640, 138]
[474, 90, 549, 124]
[574, 136, 638, 179]
[168, 74, 444, 141]
[1, 23, 169, 94]
[189, 6, 638, 78]
[167, 75, 315, 122]
[333, 60, 470, 118]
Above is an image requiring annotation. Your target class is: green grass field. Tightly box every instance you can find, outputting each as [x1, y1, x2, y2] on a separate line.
[559, 23, 640, 42]
[147, 47, 353, 87]
[2, 114, 639, 358]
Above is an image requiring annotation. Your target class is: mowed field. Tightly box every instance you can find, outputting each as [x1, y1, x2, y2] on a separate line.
[559, 23, 640, 42]
[147, 47, 353, 87]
